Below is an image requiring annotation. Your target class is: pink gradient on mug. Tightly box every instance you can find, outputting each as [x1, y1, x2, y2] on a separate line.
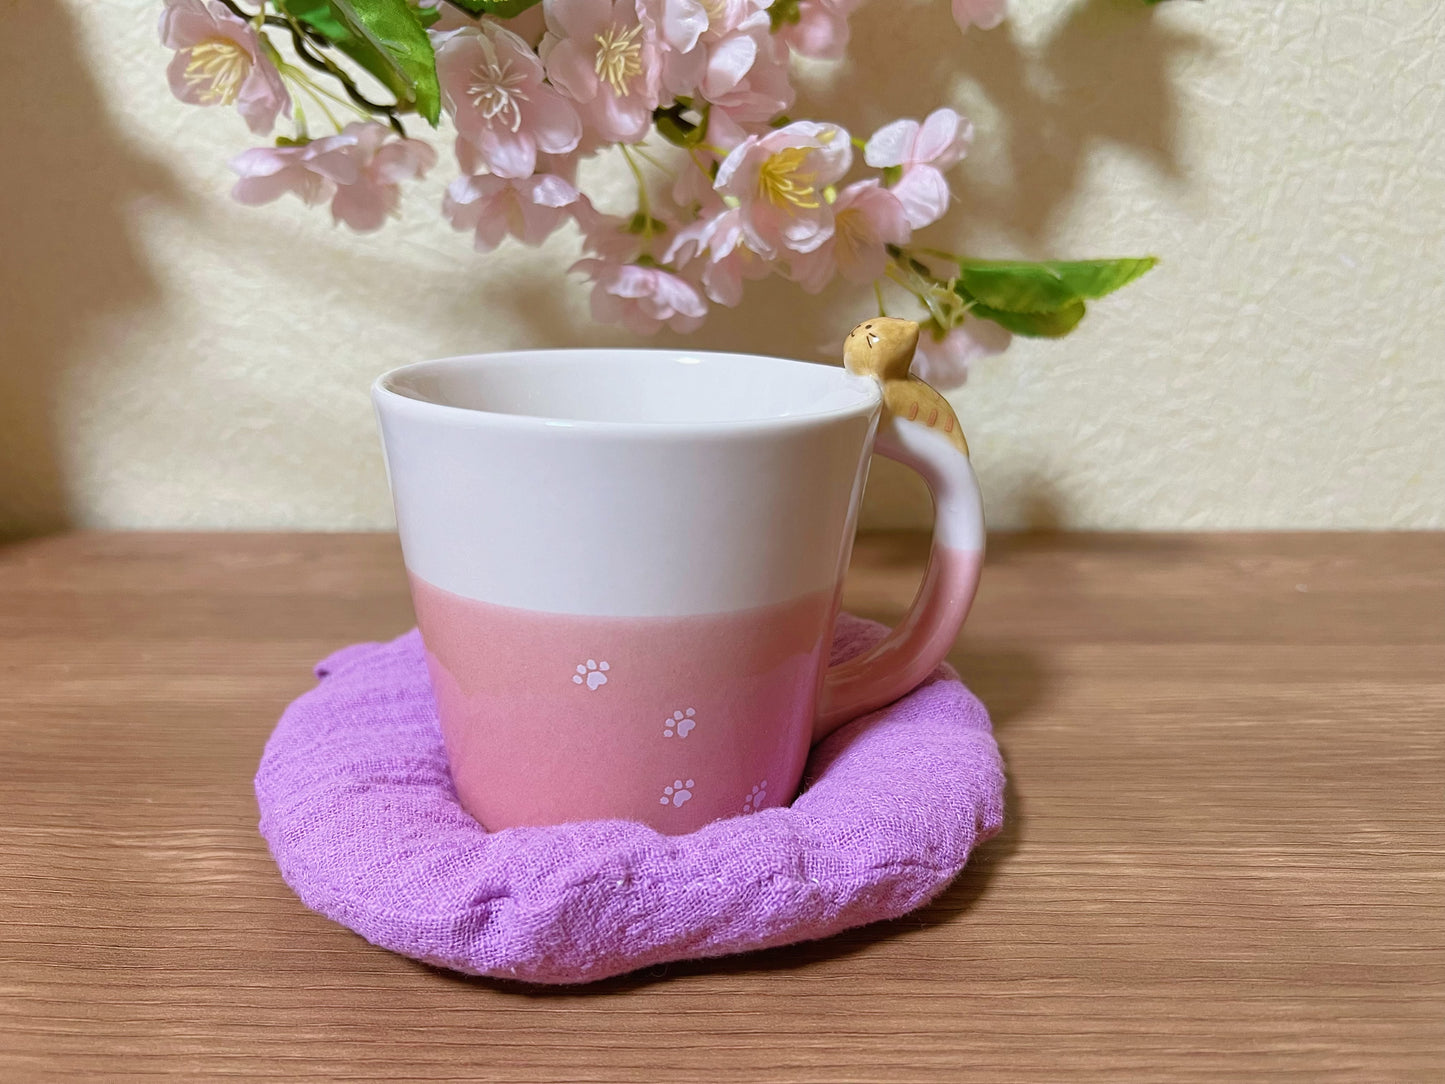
[410, 573, 839, 834]
[817, 545, 984, 735]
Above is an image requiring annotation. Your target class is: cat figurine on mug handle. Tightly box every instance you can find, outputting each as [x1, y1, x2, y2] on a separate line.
[842, 318, 970, 457]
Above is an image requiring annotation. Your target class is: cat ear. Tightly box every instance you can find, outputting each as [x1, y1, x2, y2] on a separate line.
[842, 321, 880, 375]
[878, 319, 920, 380]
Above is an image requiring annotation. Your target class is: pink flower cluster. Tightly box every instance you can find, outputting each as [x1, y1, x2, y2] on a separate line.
[231, 124, 438, 232]
[160, 0, 289, 134]
[160, 0, 436, 230]
[160, 0, 1012, 385]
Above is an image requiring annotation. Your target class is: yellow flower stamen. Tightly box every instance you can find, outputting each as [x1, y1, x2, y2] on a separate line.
[468, 38, 531, 134]
[184, 39, 251, 106]
[757, 146, 821, 210]
[594, 23, 644, 97]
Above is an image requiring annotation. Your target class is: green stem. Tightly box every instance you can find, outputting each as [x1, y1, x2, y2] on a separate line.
[215, 0, 253, 20]
[277, 12, 407, 135]
[280, 62, 347, 131]
[914, 246, 966, 264]
[286, 60, 370, 119]
[887, 257, 953, 328]
[620, 145, 654, 245]
[688, 149, 721, 187]
[291, 96, 309, 140]
[884, 261, 922, 298]
[214, 0, 409, 136]
[217, 0, 327, 49]
[632, 145, 676, 179]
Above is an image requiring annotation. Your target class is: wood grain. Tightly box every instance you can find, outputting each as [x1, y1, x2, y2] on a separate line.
[1, 531, 1442, 1082]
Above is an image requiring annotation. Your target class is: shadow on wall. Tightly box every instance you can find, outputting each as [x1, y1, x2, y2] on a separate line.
[0, 0, 1202, 535]
[0, 1, 176, 537]
[657, 0, 1209, 530]
[676, 0, 1208, 359]
[944, 0, 1209, 245]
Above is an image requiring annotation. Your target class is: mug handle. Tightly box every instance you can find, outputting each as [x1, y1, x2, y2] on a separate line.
[813, 377, 986, 742]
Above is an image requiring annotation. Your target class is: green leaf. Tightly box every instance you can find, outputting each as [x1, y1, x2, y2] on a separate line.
[413, 3, 443, 28]
[955, 257, 1156, 314]
[966, 299, 1087, 339]
[653, 101, 711, 149]
[277, 0, 440, 124]
[278, 0, 348, 40]
[442, 0, 546, 16]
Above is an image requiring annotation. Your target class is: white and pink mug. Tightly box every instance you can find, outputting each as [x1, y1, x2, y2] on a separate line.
[373, 322, 984, 834]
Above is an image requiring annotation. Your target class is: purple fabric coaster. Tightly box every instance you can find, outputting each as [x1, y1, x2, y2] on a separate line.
[255, 614, 1005, 985]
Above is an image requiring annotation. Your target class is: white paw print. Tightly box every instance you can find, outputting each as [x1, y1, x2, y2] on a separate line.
[742, 781, 768, 814]
[572, 659, 609, 690]
[660, 779, 694, 808]
[663, 708, 697, 739]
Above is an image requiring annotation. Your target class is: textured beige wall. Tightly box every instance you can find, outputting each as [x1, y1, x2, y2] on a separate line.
[3, 0, 1442, 533]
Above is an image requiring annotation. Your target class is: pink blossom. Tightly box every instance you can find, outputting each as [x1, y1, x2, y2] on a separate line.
[665, 206, 770, 306]
[542, 0, 662, 144]
[638, 0, 725, 55]
[159, 0, 289, 134]
[913, 318, 1012, 390]
[573, 259, 708, 334]
[573, 196, 689, 266]
[536, 149, 584, 184]
[700, 31, 793, 143]
[671, 158, 718, 209]
[230, 142, 342, 211]
[865, 108, 974, 229]
[436, 21, 581, 179]
[330, 126, 437, 231]
[714, 121, 853, 257]
[445, 171, 581, 251]
[639, 0, 773, 101]
[456, 137, 582, 184]
[696, 241, 769, 306]
[788, 180, 910, 293]
[952, 0, 1007, 34]
[230, 123, 436, 232]
[773, 0, 864, 62]
[575, 201, 651, 264]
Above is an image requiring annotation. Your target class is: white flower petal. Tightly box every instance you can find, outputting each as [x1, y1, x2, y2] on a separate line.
[864, 118, 919, 169]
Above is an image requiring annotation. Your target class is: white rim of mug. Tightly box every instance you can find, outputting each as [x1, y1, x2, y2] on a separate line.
[372, 349, 883, 437]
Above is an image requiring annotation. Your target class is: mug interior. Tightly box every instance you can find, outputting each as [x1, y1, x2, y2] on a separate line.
[379, 350, 879, 427]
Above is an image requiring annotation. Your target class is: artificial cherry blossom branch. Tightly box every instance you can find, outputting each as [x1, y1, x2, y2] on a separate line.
[274, 11, 410, 134]
[160, 0, 1156, 387]
[211, 0, 409, 133]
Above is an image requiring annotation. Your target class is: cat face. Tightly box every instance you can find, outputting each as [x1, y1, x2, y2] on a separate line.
[843, 318, 920, 381]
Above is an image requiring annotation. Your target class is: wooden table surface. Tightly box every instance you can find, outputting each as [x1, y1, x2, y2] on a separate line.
[1, 531, 1442, 1081]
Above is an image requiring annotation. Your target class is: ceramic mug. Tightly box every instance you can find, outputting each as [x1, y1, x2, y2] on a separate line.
[373, 320, 984, 834]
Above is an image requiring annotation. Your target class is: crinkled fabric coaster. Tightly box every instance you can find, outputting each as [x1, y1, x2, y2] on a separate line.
[255, 614, 1005, 985]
